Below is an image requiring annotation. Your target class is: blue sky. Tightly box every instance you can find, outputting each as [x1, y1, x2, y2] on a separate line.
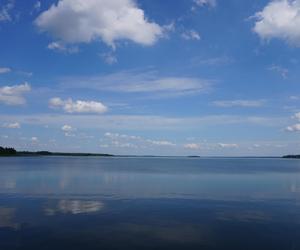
[1, 0, 300, 156]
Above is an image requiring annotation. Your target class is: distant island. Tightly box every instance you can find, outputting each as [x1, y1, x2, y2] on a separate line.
[0, 146, 113, 157]
[282, 155, 300, 159]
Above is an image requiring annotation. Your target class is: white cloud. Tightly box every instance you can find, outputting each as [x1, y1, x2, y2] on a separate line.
[47, 41, 79, 54]
[286, 123, 300, 132]
[31, 137, 38, 143]
[2, 122, 20, 129]
[194, 0, 217, 7]
[212, 99, 265, 108]
[105, 132, 141, 140]
[285, 112, 300, 132]
[0, 67, 11, 74]
[35, 0, 163, 48]
[218, 143, 239, 149]
[61, 124, 74, 132]
[61, 71, 212, 98]
[0, 0, 14, 22]
[0, 83, 31, 106]
[184, 143, 201, 150]
[0, 114, 286, 132]
[49, 97, 108, 114]
[147, 139, 176, 146]
[181, 30, 201, 41]
[104, 132, 176, 148]
[253, 0, 300, 46]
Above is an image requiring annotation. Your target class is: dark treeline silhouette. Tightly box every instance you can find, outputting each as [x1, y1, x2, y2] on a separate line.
[0, 147, 17, 156]
[0, 146, 114, 157]
[282, 155, 300, 159]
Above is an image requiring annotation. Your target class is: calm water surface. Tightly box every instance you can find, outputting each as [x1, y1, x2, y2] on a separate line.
[0, 157, 300, 249]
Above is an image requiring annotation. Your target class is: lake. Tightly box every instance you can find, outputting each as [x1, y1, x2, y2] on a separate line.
[0, 157, 299, 249]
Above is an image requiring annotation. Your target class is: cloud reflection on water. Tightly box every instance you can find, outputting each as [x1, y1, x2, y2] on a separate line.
[45, 200, 104, 215]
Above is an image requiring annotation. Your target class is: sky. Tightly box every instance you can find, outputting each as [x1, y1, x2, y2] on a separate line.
[1, 0, 300, 156]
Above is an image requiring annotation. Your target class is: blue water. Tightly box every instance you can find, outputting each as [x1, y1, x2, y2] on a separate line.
[0, 157, 299, 249]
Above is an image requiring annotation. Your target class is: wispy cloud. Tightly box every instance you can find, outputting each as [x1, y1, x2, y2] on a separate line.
[103, 132, 176, 149]
[181, 30, 201, 41]
[61, 70, 213, 98]
[0, 114, 286, 131]
[100, 52, 118, 65]
[0, 67, 11, 74]
[33, 1, 41, 12]
[184, 143, 201, 150]
[212, 99, 265, 108]
[0, 0, 14, 22]
[47, 41, 79, 54]
[193, 0, 217, 8]
[191, 56, 234, 66]
[2, 122, 20, 129]
[268, 65, 288, 78]
[218, 143, 239, 149]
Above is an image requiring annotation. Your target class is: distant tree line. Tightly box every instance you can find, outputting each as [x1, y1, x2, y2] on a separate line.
[0, 146, 17, 156]
[0, 146, 114, 157]
[282, 155, 300, 159]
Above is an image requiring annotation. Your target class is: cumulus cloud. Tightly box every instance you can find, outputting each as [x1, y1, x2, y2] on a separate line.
[286, 123, 300, 132]
[49, 97, 108, 114]
[35, 0, 163, 48]
[181, 30, 201, 41]
[184, 143, 201, 150]
[253, 0, 300, 46]
[2, 122, 20, 129]
[0, 83, 31, 106]
[0, 67, 11, 74]
[286, 112, 300, 132]
[212, 99, 265, 108]
[218, 143, 239, 149]
[61, 124, 76, 137]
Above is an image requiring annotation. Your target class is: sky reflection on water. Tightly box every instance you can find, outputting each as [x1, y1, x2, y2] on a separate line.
[0, 157, 300, 249]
